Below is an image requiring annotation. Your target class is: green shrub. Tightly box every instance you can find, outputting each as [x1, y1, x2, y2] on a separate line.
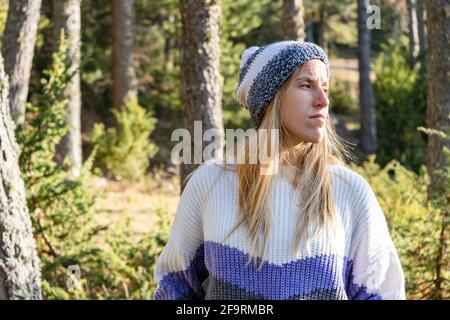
[16, 36, 106, 299]
[330, 80, 355, 115]
[90, 96, 158, 181]
[416, 121, 450, 300]
[17, 37, 170, 300]
[44, 208, 171, 300]
[352, 155, 449, 299]
[373, 39, 427, 172]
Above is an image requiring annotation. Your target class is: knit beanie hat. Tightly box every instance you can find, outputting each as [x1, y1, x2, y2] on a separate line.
[236, 41, 329, 128]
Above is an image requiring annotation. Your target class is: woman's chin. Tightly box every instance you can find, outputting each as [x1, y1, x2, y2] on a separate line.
[304, 133, 324, 144]
[288, 135, 323, 145]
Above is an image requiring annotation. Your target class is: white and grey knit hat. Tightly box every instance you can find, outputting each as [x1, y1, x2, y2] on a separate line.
[236, 41, 329, 128]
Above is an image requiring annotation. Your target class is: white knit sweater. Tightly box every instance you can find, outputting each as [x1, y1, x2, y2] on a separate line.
[154, 159, 406, 300]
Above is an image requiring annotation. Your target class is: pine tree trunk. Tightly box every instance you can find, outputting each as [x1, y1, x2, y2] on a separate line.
[407, 0, 420, 65]
[0, 55, 42, 300]
[164, 14, 176, 72]
[357, 0, 377, 155]
[426, 0, 450, 299]
[426, 0, 450, 181]
[112, 0, 137, 111]
[1, 0, 42, 125]
[179, 0, 224, 193]
[305, 22, 314, 42]
[53, 0, 82, 177]
[416, 0, 426, 57]
[281, 0, 305, 42]
[318, 7, 328, 55]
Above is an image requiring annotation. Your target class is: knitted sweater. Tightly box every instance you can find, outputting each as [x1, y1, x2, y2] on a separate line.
[154, 160, 406, 300]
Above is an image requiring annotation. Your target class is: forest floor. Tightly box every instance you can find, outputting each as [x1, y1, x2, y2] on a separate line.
[92, 171, 179, 239]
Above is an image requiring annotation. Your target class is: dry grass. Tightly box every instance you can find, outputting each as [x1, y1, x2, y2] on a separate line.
[90, 170, 180, 238]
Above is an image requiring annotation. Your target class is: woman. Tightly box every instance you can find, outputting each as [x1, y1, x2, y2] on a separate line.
[154, 41, 405, 300]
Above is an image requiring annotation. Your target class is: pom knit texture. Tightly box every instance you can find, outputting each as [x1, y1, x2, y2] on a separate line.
[154, 160, 406, 300]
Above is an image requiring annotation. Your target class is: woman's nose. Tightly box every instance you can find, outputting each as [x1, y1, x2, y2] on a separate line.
[315, 88, 329, 109]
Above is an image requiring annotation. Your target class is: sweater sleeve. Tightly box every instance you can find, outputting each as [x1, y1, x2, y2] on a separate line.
[153, 164, 211, 300]
[347, 177, 406, 300]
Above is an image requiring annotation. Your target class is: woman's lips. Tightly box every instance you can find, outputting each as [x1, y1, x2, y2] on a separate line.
[309, 114, 326, 126]
[309, 114, 326, 119]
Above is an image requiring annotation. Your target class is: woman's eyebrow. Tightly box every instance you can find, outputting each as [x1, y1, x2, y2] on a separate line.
[296, 76, 328, 86]
[295, 76, 313, 81]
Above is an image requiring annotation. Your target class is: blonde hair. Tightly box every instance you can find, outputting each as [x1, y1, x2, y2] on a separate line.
[225, 71, 355, 268]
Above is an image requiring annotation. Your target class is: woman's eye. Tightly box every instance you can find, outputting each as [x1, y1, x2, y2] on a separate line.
[300, 84, 311, 88]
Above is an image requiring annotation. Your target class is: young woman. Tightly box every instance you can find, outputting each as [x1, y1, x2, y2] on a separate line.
[154, 41, 405, 300]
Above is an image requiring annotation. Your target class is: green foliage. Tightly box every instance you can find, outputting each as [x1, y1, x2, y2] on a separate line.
[373, 39, 427, 172]
[97, 209, 171, 299]
[330, 80, 355, 115]
[352, 155, 449, 299]
[369, 0, 406, 54]
[90, 96, 158, 181]
[43, 208, 171, 300]
[417, 117, 450, 299]
[305, 0, 357, 52]
[40, 208, 171, 300]
[15, 36, 105, 299]
[16, 39, 170, 299]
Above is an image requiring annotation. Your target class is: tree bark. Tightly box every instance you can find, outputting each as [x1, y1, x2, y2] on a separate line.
[426, 0, 450, 186]
[416, 0, 427, 57]
[407, 0, 420, 65]
[0, 55, 42, 300]
[53, 0, 82, 177]
[112, 0, 137, 111]
[1, 0, 42, 125]
[164, 14, 176, 72]
[281, 0, 305, 42]
[318, 7, 328, 55]
[426, 1, 450, 299]
[179, 0, 224, 193]
[357, 0, 377, 155]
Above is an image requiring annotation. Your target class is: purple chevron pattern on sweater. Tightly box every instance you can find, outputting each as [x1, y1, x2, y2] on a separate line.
[343, 258, 381, 300]
[155, 241, 382, 300]
[204, 241, 380, 300]
[154, 245, 208, 300]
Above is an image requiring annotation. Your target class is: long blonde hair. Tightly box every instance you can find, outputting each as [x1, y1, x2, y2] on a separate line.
[225, 72, 355, 266]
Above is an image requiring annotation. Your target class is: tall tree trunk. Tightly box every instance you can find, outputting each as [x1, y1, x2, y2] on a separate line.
[407, 0, 420, 65]
[357, 0, 377, 155]
[426, 0, 450, 181]
[53, 0, 82, 177]
[179, 0, 224, 193]
[426, 0, 450, 299]
[416, 0, 426, 57]
[281, 0, 305, 41]
[305, 22, 315, 42]
[164, 14, 176, 72]
[318, 7, 328, 55]
[112, 0, 137, 111]
[1, 0, 42, 125]
[0, 56, 42, 300]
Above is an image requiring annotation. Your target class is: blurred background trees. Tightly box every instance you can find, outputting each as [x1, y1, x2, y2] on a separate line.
[53, 0, 82, 177]
[0, 0, 448, 299]
[1, 0, 41, 124]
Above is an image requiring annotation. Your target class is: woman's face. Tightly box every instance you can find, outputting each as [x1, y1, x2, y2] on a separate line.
[280, 59, 329, 146]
